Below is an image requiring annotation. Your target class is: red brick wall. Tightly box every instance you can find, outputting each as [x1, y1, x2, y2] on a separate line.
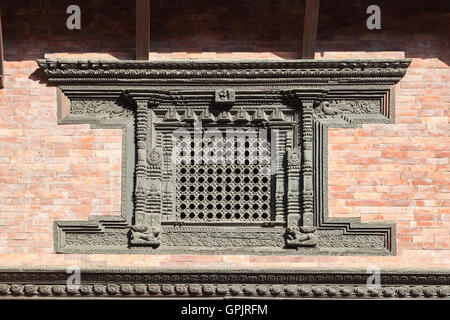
[0, 0, 448, 268]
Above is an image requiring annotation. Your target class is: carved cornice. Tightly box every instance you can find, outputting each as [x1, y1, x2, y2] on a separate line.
[0, 268, 448, 299]
[37, 58, 411, 85]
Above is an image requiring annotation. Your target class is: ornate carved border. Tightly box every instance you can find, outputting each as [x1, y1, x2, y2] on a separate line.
[38, 59, 410, 85]
[0, 268, 449, 299]
[38, 59, 410, 255]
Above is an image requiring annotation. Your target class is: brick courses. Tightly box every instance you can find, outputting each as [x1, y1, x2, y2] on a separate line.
[0, 0, 448, 268]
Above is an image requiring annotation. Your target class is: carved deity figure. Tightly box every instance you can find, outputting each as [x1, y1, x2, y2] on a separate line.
[284, 227, 317, 248]
[130, 225, 161, 247]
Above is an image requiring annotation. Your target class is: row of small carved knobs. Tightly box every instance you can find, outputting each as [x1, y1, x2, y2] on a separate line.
[163, 108, 286, 123]
[0, 283, 448, 298]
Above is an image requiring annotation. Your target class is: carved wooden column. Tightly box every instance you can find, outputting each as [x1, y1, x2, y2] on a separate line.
[274, 130, 286, 223]
[285, 96, 317, 248]
[301, 100, 314, 228]
[134, 101, 149, 226]
[130, 99, 161, 247]
[286, 148, 301, 228]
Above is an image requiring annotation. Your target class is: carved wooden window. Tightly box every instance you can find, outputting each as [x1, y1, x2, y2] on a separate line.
[38, 59, 410, 255]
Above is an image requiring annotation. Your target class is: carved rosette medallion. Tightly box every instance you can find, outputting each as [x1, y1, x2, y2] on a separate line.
[147, 148, 162, 166]
[287, 148, 301, 166]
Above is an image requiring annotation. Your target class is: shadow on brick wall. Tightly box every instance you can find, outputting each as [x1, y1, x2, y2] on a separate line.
[1, 0, 448, 64]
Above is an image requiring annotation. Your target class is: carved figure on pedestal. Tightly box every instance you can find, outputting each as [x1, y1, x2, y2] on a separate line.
[130, 225, 161, 247]
[284, 226, 317, 248]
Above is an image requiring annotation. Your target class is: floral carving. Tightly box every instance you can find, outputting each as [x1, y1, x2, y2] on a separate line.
[314, 100, 381, 118]
[147, 148, 162, 166]
[317, 232, 385, 248]
[70, 100, 133, 119]
[163, 231, 284, 247]
[287, 148, 301, 166]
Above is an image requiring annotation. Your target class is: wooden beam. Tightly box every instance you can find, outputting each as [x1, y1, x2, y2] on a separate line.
[0, 11, 4, 88]
[301, 0, 320, 59]
[136, 0, 150, 60]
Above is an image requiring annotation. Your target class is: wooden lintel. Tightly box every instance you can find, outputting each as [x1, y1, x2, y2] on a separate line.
[136, 0, 150, 60]
[301, 0, 320, 59]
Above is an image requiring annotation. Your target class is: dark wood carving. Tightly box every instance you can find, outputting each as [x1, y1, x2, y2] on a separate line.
[0, 268, 449, 299]
[37, 58, 411, 255]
